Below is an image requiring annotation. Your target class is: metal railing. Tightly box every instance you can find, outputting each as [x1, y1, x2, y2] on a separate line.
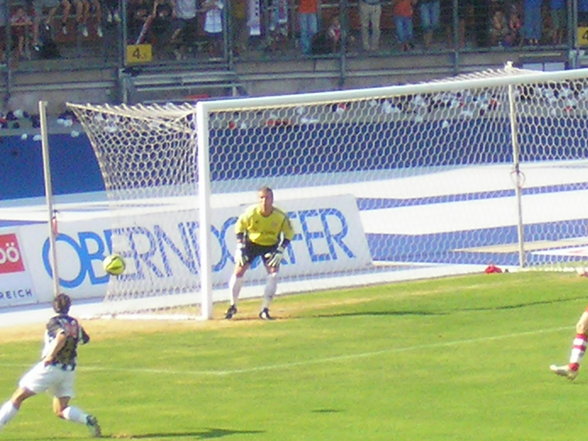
[2, 0, 585, 102]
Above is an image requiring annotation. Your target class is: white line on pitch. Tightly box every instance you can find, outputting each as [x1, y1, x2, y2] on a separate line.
[0, 325, 572, 377]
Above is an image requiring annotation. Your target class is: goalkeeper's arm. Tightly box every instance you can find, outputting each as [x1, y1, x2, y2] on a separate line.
[235, 233, 248, 266]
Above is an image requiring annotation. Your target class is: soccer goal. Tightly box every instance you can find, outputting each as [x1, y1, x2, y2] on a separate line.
[68, 63, 588, 320]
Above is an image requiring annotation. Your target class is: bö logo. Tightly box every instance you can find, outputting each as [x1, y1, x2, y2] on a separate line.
[0, 234, 25, 274]
[41, 204, 364, 289]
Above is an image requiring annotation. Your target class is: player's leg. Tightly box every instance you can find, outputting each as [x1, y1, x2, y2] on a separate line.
[72, 0, 83, 24]
[359, 2, 370, 51]
[32, 0, 44, 48]
[77, 0, 89, 36]
[550, 308, 588, 380]
[570, 311, 588, 370]
[45, 3, 58, 27]
[16, 34, 24, 59]
[0, 387, 36, 430]
[55, 397, 101, 437]
[226, 265, 248, 319]
[54, 374, 101, 437]
[91, 0, 103, 37]
[419, 3, 433, 48]
[370, 5, 381, 51]
[170, 19, 189, 60]
[226, 242, 264, 319]
[59, 0, 72, 34]
[259, 267, 278, 320]
[1, 360, 53, 430]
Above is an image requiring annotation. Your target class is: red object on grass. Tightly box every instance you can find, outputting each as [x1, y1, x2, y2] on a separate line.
[484, 264, 503, 274]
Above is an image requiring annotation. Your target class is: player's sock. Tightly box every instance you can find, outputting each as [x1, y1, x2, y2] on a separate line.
[0, 401, 18, 428]
[569, 333, 587, 371]
[261, 273, 278, 309]
[229, 273, 243, 306]
[62, 405, 88, 424]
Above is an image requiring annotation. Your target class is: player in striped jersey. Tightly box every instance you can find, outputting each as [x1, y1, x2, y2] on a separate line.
[225, 186, 295, 320]
[0, 293, 101, 437]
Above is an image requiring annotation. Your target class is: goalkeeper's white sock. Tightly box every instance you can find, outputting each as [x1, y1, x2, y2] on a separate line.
[569, 333, 587, 372]
[262, 273, 278, 310]
[62, 406, 88, 424]
[229, 273, 244, 306]
[0, 401, 18, 428]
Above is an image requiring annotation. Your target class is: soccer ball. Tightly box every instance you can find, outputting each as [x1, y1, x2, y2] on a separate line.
[103, 254, 126, 276]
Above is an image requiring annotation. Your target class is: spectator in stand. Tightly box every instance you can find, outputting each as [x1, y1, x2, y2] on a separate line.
[580, 0, 588, 26]
[138, 0, 174, 58]
[327, 15, 342, 52]
[265, 0, 289, 53]
[76, 0, 103, 38]
[549, 0, 566, 44]
[104, 0, 120, 24]
[521, 0, 543, 45]
[230, 0, 248, 55]
[298, 0, 318, 55]
[127, 0, 150, 43]
[169, 0, 198, 60]
[392, 0, 415, 51]
[471, 0, 490, 47]
[507, 2, 522, 46]
[10, 4, 33, 61]
[202, 0, 224, 58]
[153, 1, 174, 57]
[0, 0, 6, 63]
[312, 14, 344, 54]
[445, 0, 474, 48]
[359, 0, 381, 51]
[418, 0, 440, 49]
[488, 6, 509, 46]
[32, 0, 72, 51]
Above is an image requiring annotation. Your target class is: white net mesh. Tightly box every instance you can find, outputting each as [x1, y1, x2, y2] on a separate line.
[68, 65, 588, 318]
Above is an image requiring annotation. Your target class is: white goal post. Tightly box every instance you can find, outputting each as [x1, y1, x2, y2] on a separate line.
[68, 63, 588, 319]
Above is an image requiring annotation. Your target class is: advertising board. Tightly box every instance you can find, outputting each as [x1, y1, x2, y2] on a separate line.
[4, 194, 371, 305]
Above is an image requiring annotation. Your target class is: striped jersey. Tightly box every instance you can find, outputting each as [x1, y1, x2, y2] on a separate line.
[43, 314, 90, 366]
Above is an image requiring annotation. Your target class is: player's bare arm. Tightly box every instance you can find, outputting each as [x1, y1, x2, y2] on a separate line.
[43, 332, 66, 366]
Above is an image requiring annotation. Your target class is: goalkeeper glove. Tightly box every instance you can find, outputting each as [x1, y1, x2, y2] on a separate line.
[266, 246, 285, 267]
[235, 243, 248, 267]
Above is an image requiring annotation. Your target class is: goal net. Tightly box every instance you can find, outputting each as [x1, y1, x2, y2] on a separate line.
[68, 63, 588, 319]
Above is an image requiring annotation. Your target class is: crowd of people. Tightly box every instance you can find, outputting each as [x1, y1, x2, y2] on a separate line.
[0, 0, 110, 63]
[124, 0, 582, 57]
[0, 0, 580, 65]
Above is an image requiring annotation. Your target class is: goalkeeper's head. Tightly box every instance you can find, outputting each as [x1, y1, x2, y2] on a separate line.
[52, 293, 72, 314]
[258, 186, 274, 215]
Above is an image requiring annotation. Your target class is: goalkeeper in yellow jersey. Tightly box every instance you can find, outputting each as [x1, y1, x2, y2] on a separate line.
[225, 186, 295, 320]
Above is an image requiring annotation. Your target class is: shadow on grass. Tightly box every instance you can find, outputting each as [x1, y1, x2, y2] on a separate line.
[126, 427, 264, 439]
[459, 295, 588, 312]
[315, 310, 446, 318]
[314, 295, 587, 318]
[312, 408, 343, 413]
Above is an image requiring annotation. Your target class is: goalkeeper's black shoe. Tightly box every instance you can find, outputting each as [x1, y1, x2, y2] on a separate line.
[259, 308, 273, 320]
[225, 305, 237, 320]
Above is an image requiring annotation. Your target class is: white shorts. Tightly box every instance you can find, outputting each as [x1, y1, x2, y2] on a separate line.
[19, 362, 76, 398]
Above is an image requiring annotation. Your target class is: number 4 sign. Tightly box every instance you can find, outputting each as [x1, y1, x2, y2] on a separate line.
[126, 44, 153, 64]
[577, 27, 588, 47]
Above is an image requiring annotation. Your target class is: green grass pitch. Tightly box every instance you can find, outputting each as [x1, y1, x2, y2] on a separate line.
[0, 271, 587, 440]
